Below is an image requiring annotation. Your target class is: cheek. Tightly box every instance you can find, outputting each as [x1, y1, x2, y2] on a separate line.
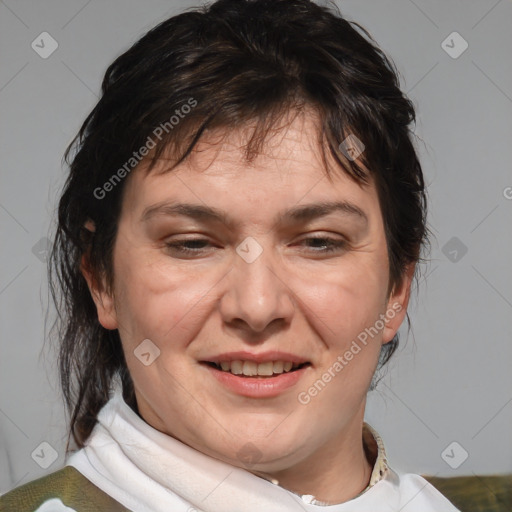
[113, 249, 223, 346]
[295, 271, 385, 420]
[297, 257, 389, 344]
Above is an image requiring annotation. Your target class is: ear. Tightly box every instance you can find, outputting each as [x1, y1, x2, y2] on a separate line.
[80, 220, 118, 330]
[382, 263, 415, 344]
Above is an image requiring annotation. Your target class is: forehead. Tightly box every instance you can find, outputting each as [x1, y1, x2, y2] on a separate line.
[150, 108, 330, 176]
[120, 110, 378, 223]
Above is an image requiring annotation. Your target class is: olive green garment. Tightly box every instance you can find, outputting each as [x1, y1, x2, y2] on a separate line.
[423, 474, 512, 512]
[0, 466, 131, 512]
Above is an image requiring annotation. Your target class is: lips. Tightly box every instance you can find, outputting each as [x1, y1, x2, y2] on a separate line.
[203, 355, 311, 398]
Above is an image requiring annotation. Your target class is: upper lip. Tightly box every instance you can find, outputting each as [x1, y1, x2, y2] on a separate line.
[202, 351, 310, 364]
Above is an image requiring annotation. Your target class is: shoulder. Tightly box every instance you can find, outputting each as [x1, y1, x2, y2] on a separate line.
[0, 466, 130, 512]
[395, 473, 461, 511]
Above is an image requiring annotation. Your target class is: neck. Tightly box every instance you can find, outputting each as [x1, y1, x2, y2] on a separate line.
[252, 415, 372, 505]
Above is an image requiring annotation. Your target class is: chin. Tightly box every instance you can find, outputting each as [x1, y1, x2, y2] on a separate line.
[207, 432, 310, 473]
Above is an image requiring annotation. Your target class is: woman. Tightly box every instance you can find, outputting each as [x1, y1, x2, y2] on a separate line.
[1, 0, 460, 510]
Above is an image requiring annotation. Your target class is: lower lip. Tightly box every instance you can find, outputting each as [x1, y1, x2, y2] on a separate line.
[203, 363, 310, 398]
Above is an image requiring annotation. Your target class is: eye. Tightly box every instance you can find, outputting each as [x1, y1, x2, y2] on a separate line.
[164, 238, 213, 256]
[298, 236, 348, 254]
[164, 235, 348, 258]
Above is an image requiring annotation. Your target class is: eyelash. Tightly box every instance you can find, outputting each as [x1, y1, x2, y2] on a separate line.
[164, 237, 348, 256]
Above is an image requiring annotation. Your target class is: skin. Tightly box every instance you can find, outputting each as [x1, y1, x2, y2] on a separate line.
[82, 109, 413, 504]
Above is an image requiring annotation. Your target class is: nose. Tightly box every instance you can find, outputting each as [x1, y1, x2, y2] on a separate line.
[219, 239, 295, 338]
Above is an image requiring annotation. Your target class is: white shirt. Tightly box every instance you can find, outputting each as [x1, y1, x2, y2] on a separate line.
[64, 379, 460, 512]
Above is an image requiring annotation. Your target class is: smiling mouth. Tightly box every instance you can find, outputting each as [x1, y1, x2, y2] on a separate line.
[203, 360, 311, 378]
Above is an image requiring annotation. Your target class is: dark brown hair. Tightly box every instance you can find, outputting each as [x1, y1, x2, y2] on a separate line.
[48, 0, 428, 451]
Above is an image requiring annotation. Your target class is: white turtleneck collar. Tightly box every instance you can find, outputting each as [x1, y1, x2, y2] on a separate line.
[65, 376, 459, 512]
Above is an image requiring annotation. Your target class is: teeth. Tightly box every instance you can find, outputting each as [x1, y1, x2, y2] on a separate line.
[257, 361, 274, 376]
[243, 361, 258, 376]
[273, 361, 284, 373]
[230, 360, 244, 375]
[213, 360, 306, 376]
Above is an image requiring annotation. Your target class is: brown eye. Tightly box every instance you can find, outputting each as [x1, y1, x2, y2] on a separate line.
[165, 238, 213, 256]
[299, 237, 347, 253]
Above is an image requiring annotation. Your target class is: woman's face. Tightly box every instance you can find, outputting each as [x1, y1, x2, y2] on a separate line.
[84, 110, 411, 475]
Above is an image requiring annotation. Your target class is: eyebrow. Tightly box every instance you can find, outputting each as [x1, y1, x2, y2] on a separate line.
[140, 200, 368, 227]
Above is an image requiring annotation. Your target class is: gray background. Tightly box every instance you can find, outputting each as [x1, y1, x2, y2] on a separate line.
[1, 0, 511, 494]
